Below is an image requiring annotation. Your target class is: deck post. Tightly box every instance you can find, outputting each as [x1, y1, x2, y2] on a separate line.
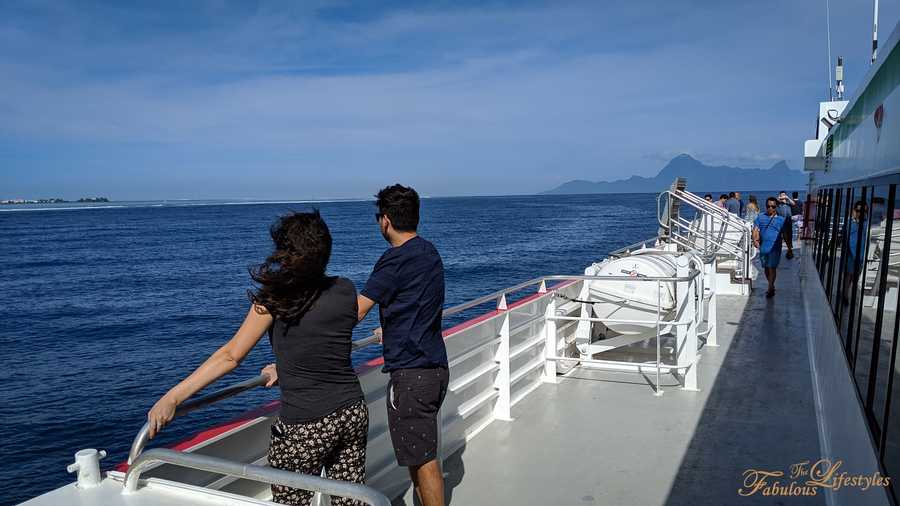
[575, 280, 592, 354]
[706, 257, 718, 347]
[676, 256, 700, 391]
[542, 298, 558, 384]
[493, 302, 513, 421]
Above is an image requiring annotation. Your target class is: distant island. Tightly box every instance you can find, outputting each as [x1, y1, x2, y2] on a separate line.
[0, 197, 110, 204]
[542, 154, 807, 194]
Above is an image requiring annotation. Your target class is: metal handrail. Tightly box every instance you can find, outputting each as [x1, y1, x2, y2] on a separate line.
[127, 375, 269, 465]
[543, 271, 700, 283]
[124, 448, 391, 506]
[656, 188, 754, 279]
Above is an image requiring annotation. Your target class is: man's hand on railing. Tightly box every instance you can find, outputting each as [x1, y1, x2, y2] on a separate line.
[147, 395, 177, 439]
[261, 364, 278, 387]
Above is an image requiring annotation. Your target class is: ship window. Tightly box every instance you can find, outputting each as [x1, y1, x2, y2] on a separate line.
[825, 188, 845, 304]
[832, 187, 855, 316]
[875, 185, 900, 482]
[815, 189, 831, 277]
[853, 186, 896, 430]
[840, 186, 872, 356]
[821, 188, 839, 289]
[813, 190, 826, 266]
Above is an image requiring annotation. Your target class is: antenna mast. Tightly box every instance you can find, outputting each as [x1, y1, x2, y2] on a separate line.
[872, 0, 880, 64]
[826, 0, 834, 99]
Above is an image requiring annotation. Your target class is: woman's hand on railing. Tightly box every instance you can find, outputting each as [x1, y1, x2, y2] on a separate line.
[261, 364, 278, 387]
[147, 395, 177, 439]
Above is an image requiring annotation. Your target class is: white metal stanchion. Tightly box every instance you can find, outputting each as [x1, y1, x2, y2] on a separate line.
[493, 294, 512, 421]
[542, 298, 558, 384]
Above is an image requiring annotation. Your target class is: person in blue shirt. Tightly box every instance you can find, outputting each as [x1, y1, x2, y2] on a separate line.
[357, 184, 448, 506]
[843, 201, 869, 305]
[753, 197, 788, 298]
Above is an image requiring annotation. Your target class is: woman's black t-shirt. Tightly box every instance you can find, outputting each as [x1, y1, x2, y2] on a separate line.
[268, 276, 364, 424]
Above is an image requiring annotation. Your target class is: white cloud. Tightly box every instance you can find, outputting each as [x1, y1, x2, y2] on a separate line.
[1, 0, 897, 198]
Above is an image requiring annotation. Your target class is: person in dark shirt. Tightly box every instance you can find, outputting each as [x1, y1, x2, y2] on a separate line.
[357, 184, 448, 506]
[146, 211, 368, 506]
[726, 191, 741, 215]
[776, 191, 795, 259]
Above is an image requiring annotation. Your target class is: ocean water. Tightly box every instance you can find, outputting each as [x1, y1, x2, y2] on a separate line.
[0, 194, 659, 505]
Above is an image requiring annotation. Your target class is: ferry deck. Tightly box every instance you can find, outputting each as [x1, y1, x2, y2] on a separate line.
[22, 17, 900, 506]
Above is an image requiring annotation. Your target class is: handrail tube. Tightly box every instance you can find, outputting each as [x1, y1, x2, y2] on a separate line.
[124, 448, 390, 506]
[543, 271, 700, 282]
[127, 375, 269, 465]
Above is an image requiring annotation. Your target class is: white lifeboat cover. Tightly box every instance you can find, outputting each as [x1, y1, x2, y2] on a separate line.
[589, 254, 677, 309]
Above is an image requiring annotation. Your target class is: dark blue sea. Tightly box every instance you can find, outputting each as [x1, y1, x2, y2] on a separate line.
[0, 194, 660, 505]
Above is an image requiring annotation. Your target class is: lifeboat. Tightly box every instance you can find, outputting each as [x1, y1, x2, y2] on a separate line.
[586, 250, 677, 337]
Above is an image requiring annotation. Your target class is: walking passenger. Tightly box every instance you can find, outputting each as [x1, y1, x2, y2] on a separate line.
[753, 197, 788, 298]
[716, 194, 728, 208]
[777, 191, 795, 259]
[146, 211, 369, 506]
[726, 192, 741, 215]
[357, 184, 449, 506]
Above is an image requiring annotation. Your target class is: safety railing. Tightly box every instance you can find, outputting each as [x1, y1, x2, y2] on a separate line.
[123, 263, 711, 497]
[124, 448, 391, 506]
[126, 275, 572, 466]
[656, 188, 754, 281]
[127, 374, 270, 465]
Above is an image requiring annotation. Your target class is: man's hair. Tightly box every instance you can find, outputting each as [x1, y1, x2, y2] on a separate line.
[704, 194, 712, 199]
[728, 192, 736, 198]
[719, 194, 728, 200]
[376, 184, 420, 232]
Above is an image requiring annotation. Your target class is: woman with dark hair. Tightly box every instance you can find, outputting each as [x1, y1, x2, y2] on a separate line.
[146, 211, 368, 506]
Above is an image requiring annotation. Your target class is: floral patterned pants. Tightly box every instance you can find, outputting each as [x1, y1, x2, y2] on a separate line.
[267, 399, 369, 506]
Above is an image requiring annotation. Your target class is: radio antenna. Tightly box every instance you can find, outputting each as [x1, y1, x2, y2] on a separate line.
[826, 0, 834, 99]
[872, 0, 880, 64]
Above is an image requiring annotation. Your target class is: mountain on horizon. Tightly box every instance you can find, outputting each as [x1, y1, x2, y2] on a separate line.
[542, 154, 806, 195]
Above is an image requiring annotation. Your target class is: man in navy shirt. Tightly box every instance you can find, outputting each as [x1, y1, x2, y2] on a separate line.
[358, 184, 448, 506]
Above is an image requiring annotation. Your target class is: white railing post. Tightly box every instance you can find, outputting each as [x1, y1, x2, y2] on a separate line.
[706, 257, 718, 347]
[542, 298, 558, 384]
[493, 295, 512, 421]
[675, 256, 699, 391]
[575, 278, 592, 356]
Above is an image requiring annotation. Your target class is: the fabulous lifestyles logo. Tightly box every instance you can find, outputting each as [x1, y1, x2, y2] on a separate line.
[739, 459, 891, 497]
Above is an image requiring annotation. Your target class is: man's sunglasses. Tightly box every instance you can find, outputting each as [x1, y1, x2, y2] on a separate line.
[766, 204, 777, 209]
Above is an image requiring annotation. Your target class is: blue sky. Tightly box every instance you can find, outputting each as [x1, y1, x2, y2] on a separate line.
[1, 0, 897, 200]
